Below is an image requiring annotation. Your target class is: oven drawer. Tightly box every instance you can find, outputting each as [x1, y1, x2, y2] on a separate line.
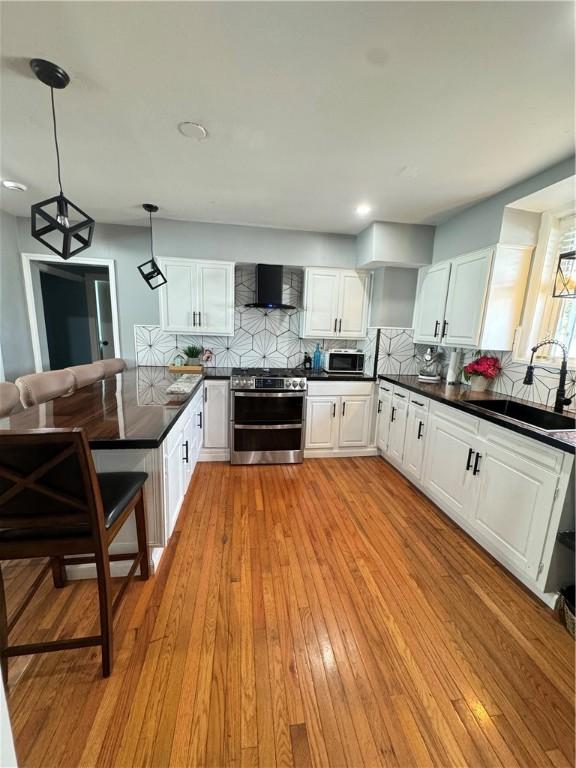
[232, 424, 303, 452]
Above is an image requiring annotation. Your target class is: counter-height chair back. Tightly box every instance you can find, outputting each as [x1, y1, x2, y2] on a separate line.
[0, 428, 149, 683]
[15, 370, 76, 408]
[66, 362, 105, 390]
[99, 358, 126, 377]
[0, 383, 20, 418]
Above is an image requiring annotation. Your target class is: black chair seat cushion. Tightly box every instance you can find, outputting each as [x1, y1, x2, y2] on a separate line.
[98, 472, 148, 529]
[0, 472, 147, 543]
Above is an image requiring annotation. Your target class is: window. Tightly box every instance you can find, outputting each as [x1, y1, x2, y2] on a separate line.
[518, 211, 576, 365]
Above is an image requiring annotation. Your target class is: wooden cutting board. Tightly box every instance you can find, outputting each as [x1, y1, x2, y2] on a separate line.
[168, 364, 204, 373]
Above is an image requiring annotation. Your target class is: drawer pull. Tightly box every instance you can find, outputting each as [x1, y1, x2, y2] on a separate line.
[412, 400, 424, 407]
[394, 392, 406, 399]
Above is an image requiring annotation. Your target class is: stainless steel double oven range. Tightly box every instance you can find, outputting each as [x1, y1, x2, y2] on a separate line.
[230, 368, 307, 465]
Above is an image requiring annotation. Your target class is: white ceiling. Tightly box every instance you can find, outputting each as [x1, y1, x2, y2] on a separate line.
[0, 1, 573, 234]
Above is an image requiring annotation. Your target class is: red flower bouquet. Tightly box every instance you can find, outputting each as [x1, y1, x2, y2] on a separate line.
[463, 355, 501, 381]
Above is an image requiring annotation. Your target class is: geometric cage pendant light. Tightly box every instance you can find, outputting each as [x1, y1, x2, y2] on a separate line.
[553, 250, 576, 298]
[29, 59, 95, 260]
[137, 203, 167, 289]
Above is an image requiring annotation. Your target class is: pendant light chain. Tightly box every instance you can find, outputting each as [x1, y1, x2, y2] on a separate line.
[50, 86, 64, 196]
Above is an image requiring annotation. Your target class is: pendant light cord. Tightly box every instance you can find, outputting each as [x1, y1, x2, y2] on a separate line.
[50, 87, 64, 195]
[149, 210, 155, 260]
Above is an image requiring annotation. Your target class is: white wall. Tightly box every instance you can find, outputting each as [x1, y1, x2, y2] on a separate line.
[370, 267, 418, 328]
[357, 221, 434, 268]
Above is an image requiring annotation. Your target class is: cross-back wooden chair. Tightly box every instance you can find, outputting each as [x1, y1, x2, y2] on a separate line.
[0, 428, 149, 683]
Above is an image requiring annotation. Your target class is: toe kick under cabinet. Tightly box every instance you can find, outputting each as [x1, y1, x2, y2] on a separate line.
[375, 383, 574, 603]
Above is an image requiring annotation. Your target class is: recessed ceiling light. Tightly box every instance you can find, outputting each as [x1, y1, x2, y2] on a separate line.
[356, 203, 372, 217]
[1, 180, 27, 191]
[178, 122, 208, 140]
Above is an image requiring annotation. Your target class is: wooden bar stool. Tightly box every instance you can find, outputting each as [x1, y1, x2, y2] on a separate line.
[0, 428, 149, 683]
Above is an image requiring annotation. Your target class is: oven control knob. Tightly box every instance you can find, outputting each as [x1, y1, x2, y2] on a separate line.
[299, 380, 305, 388]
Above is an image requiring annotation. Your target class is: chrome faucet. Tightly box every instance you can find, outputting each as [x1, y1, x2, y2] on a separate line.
[523, 339, 572, 414]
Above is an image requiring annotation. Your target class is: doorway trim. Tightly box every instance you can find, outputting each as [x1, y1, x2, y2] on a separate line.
[21, 253, 122, 373]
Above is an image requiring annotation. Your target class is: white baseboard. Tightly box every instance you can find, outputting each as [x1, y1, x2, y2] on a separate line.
[199, 448, 230, 462]
[304, 447, 378, 459]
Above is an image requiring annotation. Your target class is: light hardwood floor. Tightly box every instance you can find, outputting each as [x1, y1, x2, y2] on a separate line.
[4, 458, 575, 768]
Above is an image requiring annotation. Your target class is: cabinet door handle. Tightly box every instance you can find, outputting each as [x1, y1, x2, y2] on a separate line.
[198, 311, 202, 326]
[332, 402, 336, 418]
[417, 421, 424, 440]
[183, 440, 189, 463]
[465, 447, 474, 471]
[377, 399, 382, 414]
[198, 412, 203, 428]
[338, 319, 342, 333]
[391, 406, 396, 423]
[342, 401, 346, 416]
[192, 311, 196, 327]
[473, 452, 482, 476]
[204, 387, 208, 402]
[334, 318, 338, 333]
[433, 320, 440, 338]
[441, 320, 448, 339]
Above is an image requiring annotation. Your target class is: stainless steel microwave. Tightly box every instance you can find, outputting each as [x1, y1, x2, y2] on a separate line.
[323, 349, 365, 374]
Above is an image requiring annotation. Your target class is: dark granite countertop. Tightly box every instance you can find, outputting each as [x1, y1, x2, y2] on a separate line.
[378, 374, 576, 454]
[3, 367, 203, 450]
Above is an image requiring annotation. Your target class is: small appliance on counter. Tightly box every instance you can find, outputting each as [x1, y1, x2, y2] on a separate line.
[323, 348, 365, 374]
[418, 347, 442, 383]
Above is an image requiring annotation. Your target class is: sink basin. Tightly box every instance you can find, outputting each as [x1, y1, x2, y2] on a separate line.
[469, 399, 576, 432]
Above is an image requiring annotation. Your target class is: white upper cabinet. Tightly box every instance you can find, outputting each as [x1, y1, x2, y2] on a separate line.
[301, 268, 371, 339]
[412, 262, 451, 344]
[443, 249, 492, 346]
[158, 258, 235, 336]
[413, 245, 532, 350]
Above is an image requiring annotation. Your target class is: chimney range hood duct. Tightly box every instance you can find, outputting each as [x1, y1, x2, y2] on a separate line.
[245, 264, 295, 310]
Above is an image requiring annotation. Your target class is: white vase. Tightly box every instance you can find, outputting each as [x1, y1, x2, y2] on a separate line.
[470, 376, 490, 392]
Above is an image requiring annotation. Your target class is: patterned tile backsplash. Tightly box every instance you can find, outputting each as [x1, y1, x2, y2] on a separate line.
[134, 263, 575, 411]
[135, 265, 359, 371]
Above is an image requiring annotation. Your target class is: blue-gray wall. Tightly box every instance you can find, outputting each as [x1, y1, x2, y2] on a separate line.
[432, 156, 575, 262]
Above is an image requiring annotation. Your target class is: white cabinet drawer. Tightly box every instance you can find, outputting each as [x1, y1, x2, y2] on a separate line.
[307, 380, 374, 397]
[430, 400, 480, 435]
[392, 385, 410, 401]
[479, 420, 565, 474]
[409, 392, 429, 412]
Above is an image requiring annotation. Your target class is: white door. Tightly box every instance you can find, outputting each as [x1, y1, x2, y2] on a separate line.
[403, 407, 427, 481]
[443, 249, 493, 347]
[423, 416, 478, 522]
[196, 262, 234, 335]
[302, 270, 341, 337]
[376, 384, 393, 452]
[471, 445, 558, 578]
[387, 394, 408, 463]
[339, 396, 371, 447]
[159, 261, 196, 331]
[338, 272, 369, 338]
[413, 262, 451, 344]
[305, 396, 339, 449]
[203, 381, 230, 449]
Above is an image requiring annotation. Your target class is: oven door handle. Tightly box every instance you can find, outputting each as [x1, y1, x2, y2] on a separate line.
[233, 391, 305, 398]
[234, 423, 303, 430]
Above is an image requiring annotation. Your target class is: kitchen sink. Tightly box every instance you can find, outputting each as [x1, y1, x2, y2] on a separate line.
[470, 399, 576, 432]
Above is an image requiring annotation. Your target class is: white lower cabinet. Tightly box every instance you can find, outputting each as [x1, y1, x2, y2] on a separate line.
[203, 380, 229, 449]
[305, 381, 374, 454]
[422, 414, 478, 523]
[375, 382, 572, 598]
[471, 443, 558, 579]
[403, 408, 427, 482]
[376, 382, 393, 452]
[339, 396, 371, 447]
[305, 397, 339, 449]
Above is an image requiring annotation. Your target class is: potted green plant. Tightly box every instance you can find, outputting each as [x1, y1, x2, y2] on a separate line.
[182, 344, 203, 366]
